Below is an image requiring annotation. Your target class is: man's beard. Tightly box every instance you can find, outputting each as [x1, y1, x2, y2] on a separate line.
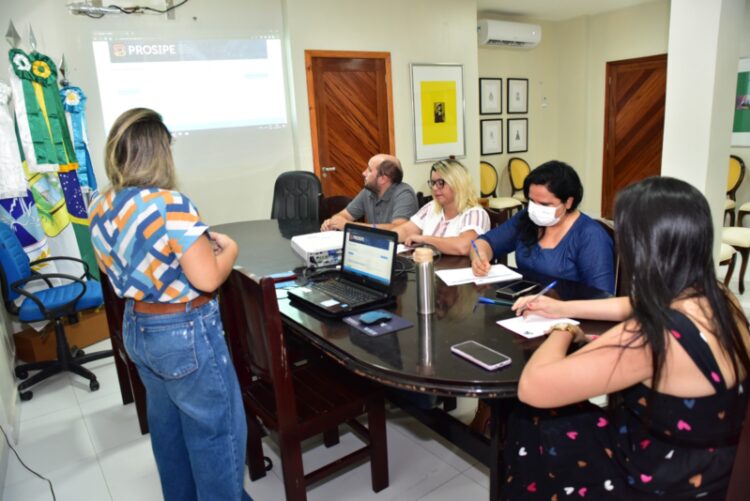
[364, 180, 378, 194]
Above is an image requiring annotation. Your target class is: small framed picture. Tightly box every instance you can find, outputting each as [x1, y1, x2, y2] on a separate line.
[507, 78, 529, 114]
[480, 119, 503, 155]
[479, 78, 502, 115]
[507, 118, 528, 153]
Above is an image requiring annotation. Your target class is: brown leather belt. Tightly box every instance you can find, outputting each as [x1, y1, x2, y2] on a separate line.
[133, 293, 213, 314]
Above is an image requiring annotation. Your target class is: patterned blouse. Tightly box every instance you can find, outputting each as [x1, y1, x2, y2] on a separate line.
[89, 187, 207, 303]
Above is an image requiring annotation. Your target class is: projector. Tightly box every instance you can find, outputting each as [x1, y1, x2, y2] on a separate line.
[291, 231, 344, 268]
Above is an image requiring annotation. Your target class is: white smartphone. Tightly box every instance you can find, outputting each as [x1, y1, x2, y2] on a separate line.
[450, 341, 512, 371]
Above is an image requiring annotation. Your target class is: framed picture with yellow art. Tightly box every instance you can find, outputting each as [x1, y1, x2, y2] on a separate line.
[410, 63, 465, 162]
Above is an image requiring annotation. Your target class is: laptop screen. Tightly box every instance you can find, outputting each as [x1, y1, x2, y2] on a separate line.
[341, 225, 396, 286]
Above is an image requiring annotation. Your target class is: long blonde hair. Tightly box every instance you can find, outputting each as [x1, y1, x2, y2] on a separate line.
[430, 159, 478, 214]
[104, 108, 176, 191]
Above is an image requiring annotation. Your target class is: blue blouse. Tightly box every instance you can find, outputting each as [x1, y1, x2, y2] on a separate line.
[479, 211, 615, 293]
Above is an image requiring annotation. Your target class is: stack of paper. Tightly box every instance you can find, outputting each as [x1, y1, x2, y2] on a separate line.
[497, 315, 580, 339]
[435, 264, 522, 286]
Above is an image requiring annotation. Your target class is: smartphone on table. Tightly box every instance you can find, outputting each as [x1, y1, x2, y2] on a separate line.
[495, 280, 538, 300]
[450, 340, 512, 371]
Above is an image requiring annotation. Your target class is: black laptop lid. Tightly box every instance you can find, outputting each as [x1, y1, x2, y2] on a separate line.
[340, 224, 397, 294]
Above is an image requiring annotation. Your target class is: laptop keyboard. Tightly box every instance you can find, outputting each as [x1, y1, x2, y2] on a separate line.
[315, 279, 381, 306]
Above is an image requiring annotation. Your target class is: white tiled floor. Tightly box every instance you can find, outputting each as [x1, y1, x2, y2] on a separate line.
[2, 338, 489, 501]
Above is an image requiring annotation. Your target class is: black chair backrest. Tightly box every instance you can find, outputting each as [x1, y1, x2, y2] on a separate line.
[0, 222, 32, 311]
[271, 171, 322, 222]
[321, 195, 353, 221]
[416, 191, 433, 208]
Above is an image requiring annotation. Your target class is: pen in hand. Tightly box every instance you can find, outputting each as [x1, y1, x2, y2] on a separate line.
[470, 239, 481, 259]
[516, 280, 557, 315]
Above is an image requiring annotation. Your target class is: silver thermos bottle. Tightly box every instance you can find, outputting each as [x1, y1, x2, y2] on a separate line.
[414, 247, 435, 314]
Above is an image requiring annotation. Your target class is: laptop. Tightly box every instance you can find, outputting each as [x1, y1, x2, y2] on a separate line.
[287, 224, 397, 317]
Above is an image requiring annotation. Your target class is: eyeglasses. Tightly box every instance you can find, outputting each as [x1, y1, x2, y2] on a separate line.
[427, 179, 447, 190]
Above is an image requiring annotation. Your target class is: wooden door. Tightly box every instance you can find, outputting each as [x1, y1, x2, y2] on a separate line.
[601, 54, 667, 218]
[305, 50, 394, 197]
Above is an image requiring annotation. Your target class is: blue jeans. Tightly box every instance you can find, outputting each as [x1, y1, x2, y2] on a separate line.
[123, 299, 251, 501]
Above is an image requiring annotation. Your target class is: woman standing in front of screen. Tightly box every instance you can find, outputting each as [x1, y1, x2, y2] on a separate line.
[395, 158, 490, 255]
[89, 108, 251, 501]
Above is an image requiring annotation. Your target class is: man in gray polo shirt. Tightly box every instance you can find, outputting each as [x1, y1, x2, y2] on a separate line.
[321, 154, 418, 231]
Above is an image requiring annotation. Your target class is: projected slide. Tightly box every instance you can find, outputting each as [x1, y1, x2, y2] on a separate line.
[92, 37, 287, 133]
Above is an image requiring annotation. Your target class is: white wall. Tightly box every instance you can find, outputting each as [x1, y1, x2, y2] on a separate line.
[580, 0, 670, 215]
[284, 0, 481, 197]
[477, 18, 561, 199]
[476, 0, 670, 215]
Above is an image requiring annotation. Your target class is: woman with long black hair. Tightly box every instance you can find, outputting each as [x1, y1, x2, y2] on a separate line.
[502, 176, 750, 499]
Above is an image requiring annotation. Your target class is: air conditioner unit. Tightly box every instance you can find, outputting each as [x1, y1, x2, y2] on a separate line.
[478, 19, 542, 48]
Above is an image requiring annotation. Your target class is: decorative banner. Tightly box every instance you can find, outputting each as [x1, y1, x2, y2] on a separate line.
[7, 48, 98, 278]
[0, 82, 27, 199]
[732, 58, 750, 147]
[61, 86, 98, 195]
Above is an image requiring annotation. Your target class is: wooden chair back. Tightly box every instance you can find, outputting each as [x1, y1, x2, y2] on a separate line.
[507, 157, 531, 199]
[99, 273, 149, 434]
[220, 271, 299, 426]
[480, 161, 499, 197]
[727, 155, 746, 201]
[726, 393, 750, 500]
[321, 195, 353, 222]
[595, 218, 627, 296]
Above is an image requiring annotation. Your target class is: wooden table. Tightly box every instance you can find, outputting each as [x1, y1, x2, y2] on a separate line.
[215, 219, 614, 500]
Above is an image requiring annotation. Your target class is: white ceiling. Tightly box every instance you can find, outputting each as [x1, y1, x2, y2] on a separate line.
[476, 0, 657, 21]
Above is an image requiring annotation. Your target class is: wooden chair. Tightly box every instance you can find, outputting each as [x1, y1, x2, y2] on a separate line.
[507, 157, 531, 204]
[721, 227, 750, 294]
[719, 242, 737, 287]
[594, 218, 627, 296]
[100, 273, 149, 434]
[481, 161, 522, 219]
[219, 271, 389, 501]
[320, 195, 353, 222]
[726, 391, 750, 500]
[724, 155, 750, 226]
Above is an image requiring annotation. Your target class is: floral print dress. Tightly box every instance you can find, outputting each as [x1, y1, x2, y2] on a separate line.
[502, 310, 747, 500]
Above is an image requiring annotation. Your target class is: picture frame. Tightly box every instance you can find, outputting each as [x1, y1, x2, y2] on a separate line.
[480, 119, 503, 155]
[507, 78, 529, 114]
[410, 63, 466, 162]
[732, 57, 750, 147]
[479, 78, 502, 115]
[507, 118, 528, 153]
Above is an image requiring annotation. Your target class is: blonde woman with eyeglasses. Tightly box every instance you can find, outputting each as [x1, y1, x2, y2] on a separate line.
[395, 159, 489, 255]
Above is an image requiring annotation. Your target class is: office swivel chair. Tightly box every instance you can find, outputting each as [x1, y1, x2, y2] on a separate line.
[0, 222, 113, 401]
[270, 171, 323, 222]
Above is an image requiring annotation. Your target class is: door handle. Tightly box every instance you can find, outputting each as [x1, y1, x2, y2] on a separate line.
[321, 166, 336, 178]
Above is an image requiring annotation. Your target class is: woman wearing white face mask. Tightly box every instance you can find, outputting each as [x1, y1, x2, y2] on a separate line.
[471, 160, 615, 293]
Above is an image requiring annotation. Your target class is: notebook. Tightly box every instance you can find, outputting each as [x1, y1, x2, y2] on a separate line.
[287, 224, 398, 317]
